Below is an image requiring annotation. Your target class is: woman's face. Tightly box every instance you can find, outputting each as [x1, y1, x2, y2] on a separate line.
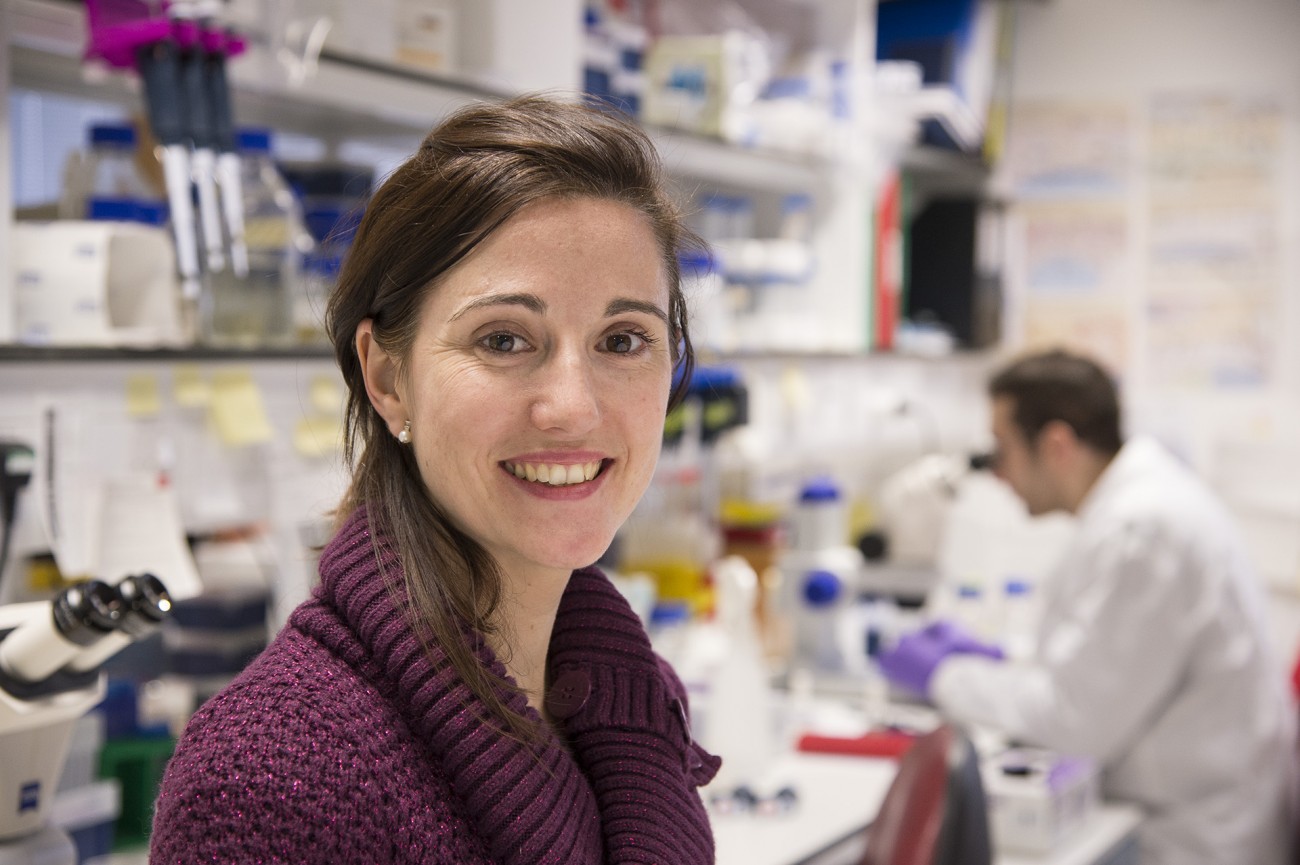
[396, 196, 673, 584]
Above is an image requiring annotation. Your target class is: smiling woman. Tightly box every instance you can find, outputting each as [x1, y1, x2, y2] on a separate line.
[362, 197, 675, 584]
[150, 97, 719, 865]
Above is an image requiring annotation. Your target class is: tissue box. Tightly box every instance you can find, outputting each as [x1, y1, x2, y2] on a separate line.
[982, 748, 1099, 855]
[13, 221, 184, 346]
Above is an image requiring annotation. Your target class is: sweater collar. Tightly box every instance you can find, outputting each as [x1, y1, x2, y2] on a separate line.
[311, 507, 606, 865]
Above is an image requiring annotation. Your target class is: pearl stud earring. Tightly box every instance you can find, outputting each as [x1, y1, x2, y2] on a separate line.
[397, 420, 412, 444]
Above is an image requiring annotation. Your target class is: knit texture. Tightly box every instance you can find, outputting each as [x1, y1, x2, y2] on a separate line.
[151, 508, 719, 864]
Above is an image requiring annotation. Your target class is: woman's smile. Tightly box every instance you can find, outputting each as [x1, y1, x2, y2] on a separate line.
[502, 459, 607, 486]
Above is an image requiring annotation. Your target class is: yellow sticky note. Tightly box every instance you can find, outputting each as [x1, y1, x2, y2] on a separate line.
[294, 414, 343, 459]
[209, 369, 274, 447]
[309, 375, 344, 414]
[125, 373, 162, 418]
[173, 365, 212, 408]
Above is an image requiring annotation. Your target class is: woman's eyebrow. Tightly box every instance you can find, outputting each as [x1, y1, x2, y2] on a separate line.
[606, 298, 669, 325]
[449, 292, 547, 322]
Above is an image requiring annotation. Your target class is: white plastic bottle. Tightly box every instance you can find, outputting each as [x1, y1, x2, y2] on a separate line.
[202, 128, 310, 346]
[1001, 577, 1036, 661]
[951, 582, 991, 639]
[702, 555, 774, 789]
[789, 476, 849, 551]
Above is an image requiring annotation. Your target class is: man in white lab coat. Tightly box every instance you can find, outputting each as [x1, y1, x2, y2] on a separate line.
[879, 350, 1296, 865]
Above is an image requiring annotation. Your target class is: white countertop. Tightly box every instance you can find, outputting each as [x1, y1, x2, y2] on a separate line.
[710, 751, 1142, 865]
[710, 752, 898, 865]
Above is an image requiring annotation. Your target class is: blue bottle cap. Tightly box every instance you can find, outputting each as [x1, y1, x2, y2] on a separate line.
[1004, 578, 1032, 597]
[700, 192, 736, 211]
[799, 477, 841, 503]
[132, 200, 169, 226]
[802, 570, 842, 607]
[677, 249, 717, 277]
[236, 128, 273, 153]
[87, 197, 137, 221]
[781, 192, 813, 213]
[303, 252, 342, 277]
[650, 602, 691, 628]
[688, 365, 741, 393]
[90, 124, 136, 147]
[957, 584, 983, 599]
[87, 197, 169, 225]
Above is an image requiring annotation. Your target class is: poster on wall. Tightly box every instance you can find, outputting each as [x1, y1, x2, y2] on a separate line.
[1007, 102, 1132, 199]
[1025, 298, 1132, 377]
[1019, 201, 1134, 374]
[1145, 93, 1283, 390]
[1022, 201, 1131, 297]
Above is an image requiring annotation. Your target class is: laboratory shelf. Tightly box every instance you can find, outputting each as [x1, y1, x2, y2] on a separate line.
[649, 128, 825, 194]
[7, 0, 496, 143]
[8, 0, 831, 190]
[900, 145, 991, 181]
[0, 345, 336, 364]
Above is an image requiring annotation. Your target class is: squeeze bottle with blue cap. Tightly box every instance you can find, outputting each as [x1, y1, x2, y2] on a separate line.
[778, 476, 865, 675]
[951, 582, 989, 638]
[1001, 577, 1036, 661]
[796, 568, 851, 671]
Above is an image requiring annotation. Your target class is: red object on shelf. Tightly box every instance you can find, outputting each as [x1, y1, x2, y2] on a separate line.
[872, 169, 903, 351]
[796, 729, 918, 760]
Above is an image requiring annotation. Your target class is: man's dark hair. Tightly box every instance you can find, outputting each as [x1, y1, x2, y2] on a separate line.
[989, 349, 1123, 456]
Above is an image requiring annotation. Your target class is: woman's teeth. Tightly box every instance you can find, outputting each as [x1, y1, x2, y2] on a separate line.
[506, 461, 602, 486]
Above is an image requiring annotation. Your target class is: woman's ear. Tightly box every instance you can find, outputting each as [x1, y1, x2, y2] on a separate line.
[355, 319, 407, 437]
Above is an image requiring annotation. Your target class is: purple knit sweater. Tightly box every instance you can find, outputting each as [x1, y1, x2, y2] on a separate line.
[150, 509, 720, 864]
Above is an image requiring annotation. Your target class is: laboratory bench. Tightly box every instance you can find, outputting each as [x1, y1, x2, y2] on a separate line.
[710, 750, 1142, 865]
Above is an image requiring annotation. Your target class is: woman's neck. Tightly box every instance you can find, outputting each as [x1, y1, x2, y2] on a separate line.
[489, 566, 573, 719]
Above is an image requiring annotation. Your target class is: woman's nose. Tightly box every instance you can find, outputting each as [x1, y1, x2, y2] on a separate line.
[530, 350, 601, 434]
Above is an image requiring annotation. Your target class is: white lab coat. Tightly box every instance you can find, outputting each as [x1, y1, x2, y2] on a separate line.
[931, 437, 1297, 865]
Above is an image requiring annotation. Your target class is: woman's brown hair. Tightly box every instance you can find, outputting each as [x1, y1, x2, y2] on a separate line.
[326, 95, 698, 741]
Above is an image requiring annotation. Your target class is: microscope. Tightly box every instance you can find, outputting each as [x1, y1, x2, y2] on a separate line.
[0, 575, 173, 862]
[0, 442, 175, 863]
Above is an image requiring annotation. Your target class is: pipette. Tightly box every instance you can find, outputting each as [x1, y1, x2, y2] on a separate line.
[182, 0, 226, 274]
[136, 35, 202, 302]
[207, 27, 249, 277]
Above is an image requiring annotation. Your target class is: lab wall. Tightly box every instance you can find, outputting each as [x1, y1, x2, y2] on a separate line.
[997, 0, 1300, 661]
[1002, 0, 1300, 459]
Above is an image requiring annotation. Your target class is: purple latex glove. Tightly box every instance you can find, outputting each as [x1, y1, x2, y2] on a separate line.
[877, 619, 1004, 698]
[921, 620, 1005, 661]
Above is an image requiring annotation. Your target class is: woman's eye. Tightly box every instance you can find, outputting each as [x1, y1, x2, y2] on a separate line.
[482, 332, 529, 353]
[604, 332, 648, 354]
